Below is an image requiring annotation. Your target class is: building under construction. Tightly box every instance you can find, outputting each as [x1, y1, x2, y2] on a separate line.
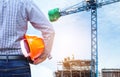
[102, 69, 120, 77]
[54, 57, 91, 77]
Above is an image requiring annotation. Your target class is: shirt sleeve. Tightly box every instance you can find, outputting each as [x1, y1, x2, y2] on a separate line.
[26, 0, 55, 59]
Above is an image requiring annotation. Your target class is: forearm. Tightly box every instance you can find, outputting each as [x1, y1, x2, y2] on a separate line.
[42, 26, 55, 59]
[31, 22, 55, 59]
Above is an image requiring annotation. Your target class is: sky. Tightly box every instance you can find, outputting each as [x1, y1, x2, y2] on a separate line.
[27, 0, 120, 77]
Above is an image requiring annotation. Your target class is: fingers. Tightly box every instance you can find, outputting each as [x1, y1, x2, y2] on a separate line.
[33, 56, 47, 65]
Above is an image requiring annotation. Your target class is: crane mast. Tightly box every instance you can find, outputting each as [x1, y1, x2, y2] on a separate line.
[48, 0, 120, 77]
[88, 1, 98, 77]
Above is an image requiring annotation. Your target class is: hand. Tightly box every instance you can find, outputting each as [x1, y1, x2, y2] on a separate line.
[33, 53, 47, 65]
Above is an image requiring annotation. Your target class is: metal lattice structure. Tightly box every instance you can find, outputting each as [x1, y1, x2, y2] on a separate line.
[48, 0, 120, 77]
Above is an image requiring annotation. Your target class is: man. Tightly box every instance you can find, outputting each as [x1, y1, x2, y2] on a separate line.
[0, 0, 55, 77]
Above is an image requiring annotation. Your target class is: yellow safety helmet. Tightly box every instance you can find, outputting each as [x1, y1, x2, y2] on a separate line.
[20, 35, 45, 64]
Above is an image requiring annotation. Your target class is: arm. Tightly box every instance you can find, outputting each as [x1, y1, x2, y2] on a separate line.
[26, 1, 55, 64]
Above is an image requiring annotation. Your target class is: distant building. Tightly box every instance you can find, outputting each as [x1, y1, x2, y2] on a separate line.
[102, 69, 120, 77]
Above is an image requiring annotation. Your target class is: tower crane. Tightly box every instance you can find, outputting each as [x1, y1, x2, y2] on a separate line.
[48, 0, 120, 77]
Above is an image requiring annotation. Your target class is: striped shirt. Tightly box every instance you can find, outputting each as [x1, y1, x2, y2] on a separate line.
[0, 0, 55, 57]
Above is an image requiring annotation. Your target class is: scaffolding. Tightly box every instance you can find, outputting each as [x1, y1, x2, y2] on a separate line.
[54, 57, 91, 77]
